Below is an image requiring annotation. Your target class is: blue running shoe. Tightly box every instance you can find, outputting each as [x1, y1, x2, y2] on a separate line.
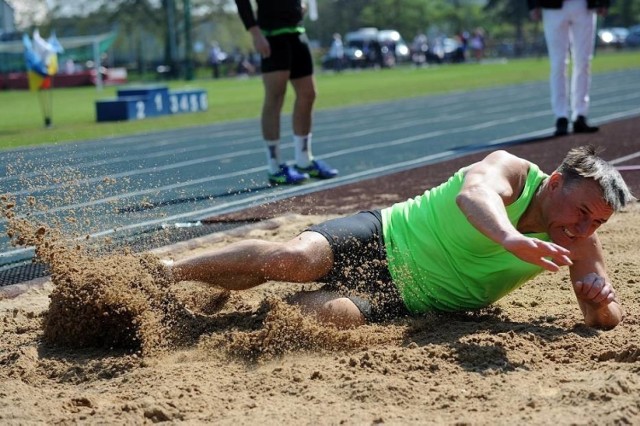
[268, 164, 309, 185]
[295, 159, 339, 179]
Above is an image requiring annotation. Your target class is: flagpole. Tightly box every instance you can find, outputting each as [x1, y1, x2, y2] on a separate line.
[23, 30, 64, 128]
[37, 90, 47, 127]
[42, 86, 53, 128]
[33, 73, 54, 128]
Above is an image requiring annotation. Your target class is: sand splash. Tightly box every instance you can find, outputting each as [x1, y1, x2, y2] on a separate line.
[2, 195, 187, 355]
[2, 195, 397, 359]
[208, 297, 399, 361]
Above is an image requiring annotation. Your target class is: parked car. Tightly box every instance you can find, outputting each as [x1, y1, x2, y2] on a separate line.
[377, 30, 411, 63]
[625, 25, 640, 47]
[429, 36, 466, 64]
[341, 27, 410, 69]
[321, 45, 362, 70]
[410, 34, 466, 65]
[597, 27, 629, 48]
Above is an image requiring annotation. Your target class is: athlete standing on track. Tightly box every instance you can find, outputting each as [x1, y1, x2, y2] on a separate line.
[234, 0, 339, 185]
[528, 0, 608, 136]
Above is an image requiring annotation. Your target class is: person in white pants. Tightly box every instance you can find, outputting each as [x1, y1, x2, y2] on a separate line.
[528, 0, 609, 136]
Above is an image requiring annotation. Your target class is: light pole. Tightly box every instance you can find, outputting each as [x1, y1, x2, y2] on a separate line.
[183, 0, 193, 80]
[166, 0, 179, 78]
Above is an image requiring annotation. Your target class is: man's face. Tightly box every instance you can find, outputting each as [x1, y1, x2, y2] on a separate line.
[545, 176, 614, 248]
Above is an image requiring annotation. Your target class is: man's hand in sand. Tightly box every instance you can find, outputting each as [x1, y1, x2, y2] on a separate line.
[573, 272, 616, 306]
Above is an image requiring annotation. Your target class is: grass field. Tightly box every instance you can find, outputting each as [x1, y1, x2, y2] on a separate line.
[0, 51, 638, 151]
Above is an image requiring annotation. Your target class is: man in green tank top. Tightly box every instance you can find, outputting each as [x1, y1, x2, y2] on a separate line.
[170, 146, 635, 330]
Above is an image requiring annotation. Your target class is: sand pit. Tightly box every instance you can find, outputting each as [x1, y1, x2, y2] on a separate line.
[2, 116, 640, 423]
[1, 202, 639, 423]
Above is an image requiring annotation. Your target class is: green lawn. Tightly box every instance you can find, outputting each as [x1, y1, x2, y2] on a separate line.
[1, 51, 638, 151]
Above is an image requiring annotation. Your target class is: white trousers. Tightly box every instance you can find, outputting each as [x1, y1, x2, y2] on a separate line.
[542, 0, 597, 121]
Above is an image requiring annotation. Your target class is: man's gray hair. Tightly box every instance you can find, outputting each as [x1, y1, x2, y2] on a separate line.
[556, 145, 636, 211]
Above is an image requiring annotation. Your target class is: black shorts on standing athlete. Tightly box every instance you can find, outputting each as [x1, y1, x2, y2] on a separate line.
[307, 210, 410, 322]
[235, 0, 313, 79]
[261, 32, 313, 79]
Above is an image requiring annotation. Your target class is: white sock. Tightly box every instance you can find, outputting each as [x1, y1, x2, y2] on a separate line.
[294, 133, 313, 168]
[265, 140, 281, 174]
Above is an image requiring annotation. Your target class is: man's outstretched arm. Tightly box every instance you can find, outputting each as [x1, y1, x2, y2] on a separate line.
[456, 150, 572, 271]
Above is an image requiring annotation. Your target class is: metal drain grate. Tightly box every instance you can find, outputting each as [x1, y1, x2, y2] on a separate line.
[0, 262, 50, 286]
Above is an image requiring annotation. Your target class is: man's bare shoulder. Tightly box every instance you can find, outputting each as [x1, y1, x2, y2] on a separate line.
[482, 150, 531, 172]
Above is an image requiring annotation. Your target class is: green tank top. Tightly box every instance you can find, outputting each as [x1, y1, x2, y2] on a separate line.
[381, 163, 549, 313]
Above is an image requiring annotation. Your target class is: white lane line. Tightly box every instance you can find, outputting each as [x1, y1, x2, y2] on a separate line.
[610, 151, 640, 165]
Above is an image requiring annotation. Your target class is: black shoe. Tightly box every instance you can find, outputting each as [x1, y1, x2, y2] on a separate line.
[554, 117, 569, 136]
[573, 115, 599, 133]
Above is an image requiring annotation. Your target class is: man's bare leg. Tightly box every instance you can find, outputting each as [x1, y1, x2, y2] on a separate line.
[172, 231, 333, 290]
[261, 70, 290, 140]
[289, 290, 366, 329]
[290, 75, 316, 136]
[171, 231, 367, 327]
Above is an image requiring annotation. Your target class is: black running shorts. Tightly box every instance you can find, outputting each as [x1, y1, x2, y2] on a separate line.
[307, 210, 409, 322]
[261, 32, 313, 79]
